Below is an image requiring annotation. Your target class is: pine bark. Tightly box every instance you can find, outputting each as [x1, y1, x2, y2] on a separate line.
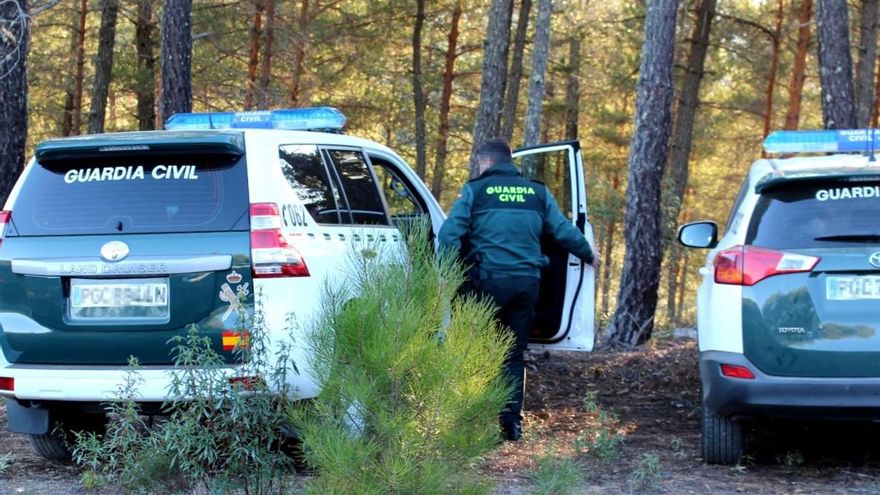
[431, 1, 462, 199]
[873, 52, 880, 126]
[856, 0, 879, 127]
[289, 0, 309, 106]
[62, 0, 86, 136]
[564, 37, 581, 140]
[161, 0, 193, 122]
[662, 0, 714, 246]
[500, 0, 532, 142]
[135, 0, 156, 131]
[87, 0, 119, 134]
[469, 0, 513, 176]
[816, 0, 857, 129]
[784, 0, 813, 130]
[0, 0, 28, 204]
[522, 0, 552, 147]
[257, 0, 275, 109]
[244, 0, 263, 111]
[606, 0, 679, 348]
[762, 0, 784, 140]
[412, 0, 427, 179]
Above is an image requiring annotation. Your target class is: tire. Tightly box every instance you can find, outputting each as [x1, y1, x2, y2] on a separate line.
[702, 405, 744, 465]
[29, 431, 72, 461]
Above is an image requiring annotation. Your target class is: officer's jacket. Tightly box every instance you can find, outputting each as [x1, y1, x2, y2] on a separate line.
[438, 162, 594, 278]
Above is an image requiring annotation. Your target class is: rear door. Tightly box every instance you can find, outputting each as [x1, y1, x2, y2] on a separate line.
[742, 178, 880, 377]
[0, 133, 251, 365]
[513, 140, 595, 351]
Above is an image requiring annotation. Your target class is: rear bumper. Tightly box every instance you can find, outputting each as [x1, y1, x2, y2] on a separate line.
[0, 364, 236, 402]
[701, 351, 880, 420]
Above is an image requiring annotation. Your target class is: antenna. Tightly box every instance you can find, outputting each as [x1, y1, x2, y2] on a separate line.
[871, 128, 877, 163]
[208, 112, 215, 130]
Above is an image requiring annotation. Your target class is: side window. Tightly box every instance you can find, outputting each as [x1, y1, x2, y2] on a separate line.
[725, 179, 750, 234]
[279, 144, 344, 224]
[325, 149, 390, 225]
[372, 161, 424, 217]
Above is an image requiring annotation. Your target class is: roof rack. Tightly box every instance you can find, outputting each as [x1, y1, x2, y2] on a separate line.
[164, 107, 346, 133]
[763, 129, 880, 155]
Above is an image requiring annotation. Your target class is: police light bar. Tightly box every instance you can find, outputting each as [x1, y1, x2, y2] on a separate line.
[164, 107, 346, 133]
[763, 129, 880, 154]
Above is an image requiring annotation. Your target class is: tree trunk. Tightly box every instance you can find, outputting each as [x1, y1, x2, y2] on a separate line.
[606, 0, 679, 348]
[522, 0, 551, 147]
[784, 0, 813, 130]
[873, 51, 880, 126]
[856, 0, 879, 127]
[762, 0, 784, 141]
[161, 0, 193, 122]
[817, 0, 857, 129]
[0, 0, 28, 204]
[564, 37, 581, 140]
[665, 242, 681, 324]
[469, 0, 513, 176]
[257, 0, 275, 110]
[244, 0, 263, 111]
[675, 249, 689, 324]
[61, 0, 85, 136]
[135, 0, 156, 131]
[600, 173, 619, 318]
[87, 0, 119, 134]
[661, 0, 714, 246]
[500, 0, 532, 142]
[412, 0, 427, 179]
[431, 1, 462, 200]
[289, 0, 309, 106]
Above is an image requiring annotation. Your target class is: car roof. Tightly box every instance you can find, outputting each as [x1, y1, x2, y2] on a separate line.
[750, 153, 880, 192]
[34, 128, 397, 159]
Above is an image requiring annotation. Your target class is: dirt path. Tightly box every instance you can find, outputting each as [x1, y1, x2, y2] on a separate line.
[4, 339, 880, 493]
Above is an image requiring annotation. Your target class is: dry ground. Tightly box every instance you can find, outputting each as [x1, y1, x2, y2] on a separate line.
[4, 338, 880, 494]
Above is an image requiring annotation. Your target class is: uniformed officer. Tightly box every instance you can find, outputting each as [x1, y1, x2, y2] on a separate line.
[438, 138, 597, 441]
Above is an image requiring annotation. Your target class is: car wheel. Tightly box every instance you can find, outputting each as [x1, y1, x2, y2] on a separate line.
[29, 430, 72, 461]
[702, 405, 744, 465]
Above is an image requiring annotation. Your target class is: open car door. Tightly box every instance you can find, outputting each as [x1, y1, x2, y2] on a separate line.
[512, 140, 595, 351]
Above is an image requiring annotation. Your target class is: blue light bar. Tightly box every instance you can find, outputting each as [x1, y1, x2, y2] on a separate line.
[763, 129, 880, 154]
[164, 107, 347, 132]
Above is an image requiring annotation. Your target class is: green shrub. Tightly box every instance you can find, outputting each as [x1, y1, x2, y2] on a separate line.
[0, 452, 12, 476]
[526, 455, 584, 495]
[295, 222, 513, 495]
[72, 295, 297, 495]
[627, 452, 662, 493]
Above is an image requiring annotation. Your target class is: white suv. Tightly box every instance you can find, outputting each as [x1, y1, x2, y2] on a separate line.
[679, 129, 880, 464]
[0, 107, 597, 459]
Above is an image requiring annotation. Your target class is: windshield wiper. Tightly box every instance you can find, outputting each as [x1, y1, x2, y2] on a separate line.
[814, 234, 880, 243]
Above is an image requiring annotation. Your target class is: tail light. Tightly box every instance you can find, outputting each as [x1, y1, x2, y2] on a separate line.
[249, 203, 310, 278]
[714, 245, 819, 286]
[0, 377, 13, 392]
[720, 364, 755, 380]
[0, 211, 10, 250]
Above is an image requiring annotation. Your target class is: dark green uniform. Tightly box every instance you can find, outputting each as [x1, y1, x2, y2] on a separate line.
[438, 162, 594, 436]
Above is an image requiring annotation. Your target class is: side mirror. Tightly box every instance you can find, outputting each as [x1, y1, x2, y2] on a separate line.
[678, 221, 719, 249]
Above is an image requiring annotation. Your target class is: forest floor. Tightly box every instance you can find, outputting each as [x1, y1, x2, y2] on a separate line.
[4, 338, 880, 494]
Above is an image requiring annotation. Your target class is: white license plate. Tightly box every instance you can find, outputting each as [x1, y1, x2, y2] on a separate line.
[71, 279, 168, 309]
[826, 276, 880, 301]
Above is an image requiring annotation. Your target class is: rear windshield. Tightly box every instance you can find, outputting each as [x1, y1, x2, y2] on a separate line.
[746, 179, 880, 249]
[13, 154, 249, 236]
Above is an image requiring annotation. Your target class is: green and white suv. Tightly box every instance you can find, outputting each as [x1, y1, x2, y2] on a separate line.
[679, 130, 880, 464]
[0, 107, 597, 459]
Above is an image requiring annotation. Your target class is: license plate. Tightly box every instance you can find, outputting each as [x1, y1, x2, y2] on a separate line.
[70, 278, 169, 320]
[826, 276, 880, 301]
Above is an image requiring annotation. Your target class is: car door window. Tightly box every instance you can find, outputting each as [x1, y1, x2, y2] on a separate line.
[324, 149, 390, 226]
[279, 144, 345, 224]
[514, 149, 574, 219]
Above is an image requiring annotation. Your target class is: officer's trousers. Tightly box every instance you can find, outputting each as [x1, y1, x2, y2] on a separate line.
[477, 275, 540, 425]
